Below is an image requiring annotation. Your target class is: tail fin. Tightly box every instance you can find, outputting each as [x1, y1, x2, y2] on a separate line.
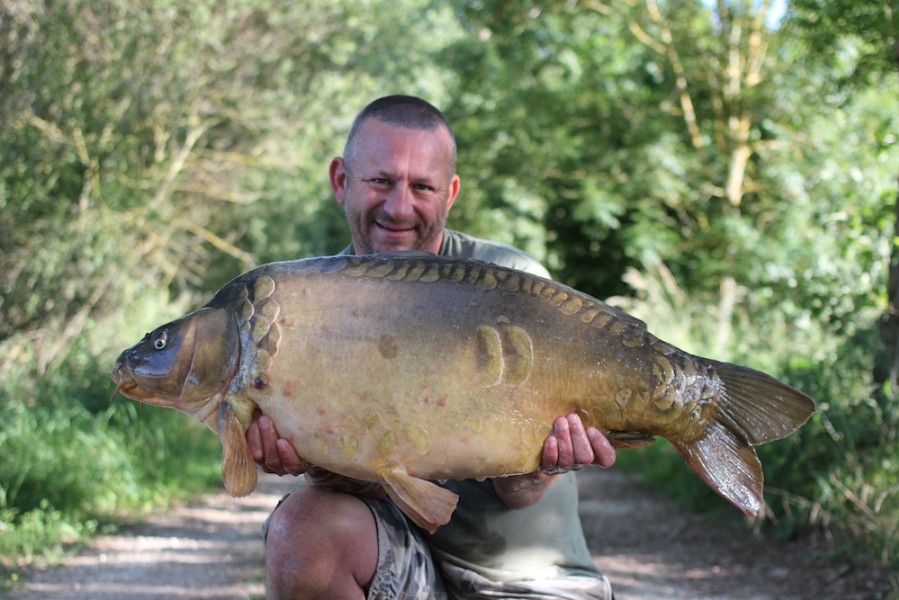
[670, 362, 815, 517]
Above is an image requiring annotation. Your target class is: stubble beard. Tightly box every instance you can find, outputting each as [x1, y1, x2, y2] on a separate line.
[348, 205, 449, 255]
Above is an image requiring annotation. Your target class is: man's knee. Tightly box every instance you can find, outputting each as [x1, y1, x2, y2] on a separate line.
[264, 487, 378, 598]
[264, 487, 321, 552]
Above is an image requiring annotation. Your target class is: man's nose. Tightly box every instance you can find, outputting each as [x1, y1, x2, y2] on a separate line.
[382, 182, 414, 219]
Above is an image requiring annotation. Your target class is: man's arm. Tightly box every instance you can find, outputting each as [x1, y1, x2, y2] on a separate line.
[492, 414, 616, 509]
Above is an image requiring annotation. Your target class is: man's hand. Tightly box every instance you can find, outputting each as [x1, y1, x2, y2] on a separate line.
[247, 412, 310, 476]
[493, 413, 615, 509]
[541, 413, 616, 473]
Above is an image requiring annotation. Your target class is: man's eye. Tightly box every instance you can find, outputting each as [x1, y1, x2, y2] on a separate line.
[412, 183, 434, 192]
[366, 178, 390, 186]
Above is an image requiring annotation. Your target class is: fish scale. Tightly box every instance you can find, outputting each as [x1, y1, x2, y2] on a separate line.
[112, 252, 815, 533]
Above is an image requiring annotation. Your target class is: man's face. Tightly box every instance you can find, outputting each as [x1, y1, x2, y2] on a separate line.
[330, 119, 461, 255]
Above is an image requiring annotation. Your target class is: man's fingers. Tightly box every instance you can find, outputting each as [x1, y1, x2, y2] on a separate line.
[553, 416, 575, 467]
[566, 414, 594, 466]
[257, 416, 287, 474]
[588, 427, 616, 468]
[247, 416, 264, 463]
[542, 433, 560, 470]
[276, 439, 309, 475]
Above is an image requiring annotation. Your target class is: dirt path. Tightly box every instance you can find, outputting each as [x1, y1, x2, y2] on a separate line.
[8, 470, 894, 599]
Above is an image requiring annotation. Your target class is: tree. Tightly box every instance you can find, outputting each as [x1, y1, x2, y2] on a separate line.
[444, 1, 822, 352]
[0, 0, 462, 374]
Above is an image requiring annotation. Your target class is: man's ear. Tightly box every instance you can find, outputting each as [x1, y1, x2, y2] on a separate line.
[446, 173, 461, 212]
[330, 157, 348, 206]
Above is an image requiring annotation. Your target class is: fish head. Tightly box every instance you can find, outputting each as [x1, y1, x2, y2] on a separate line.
[111, 307, 240, 417]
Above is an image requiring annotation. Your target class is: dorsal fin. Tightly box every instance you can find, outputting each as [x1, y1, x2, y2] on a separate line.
[375, 250, 439, 259]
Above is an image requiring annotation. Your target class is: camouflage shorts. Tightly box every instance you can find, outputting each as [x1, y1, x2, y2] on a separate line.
[265, 493, 613, 600]
[360, 497, 614, 600]
[361, 497, 448, 599]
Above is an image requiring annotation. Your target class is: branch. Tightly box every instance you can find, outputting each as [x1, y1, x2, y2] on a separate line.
[176, 219, 255, 269]
[644, 0, 703, 148]
[152, 117, 208, 206]
[626, 20, 666, 54]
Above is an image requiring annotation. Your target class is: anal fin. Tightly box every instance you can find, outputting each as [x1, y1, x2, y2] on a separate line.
[671, 420, 763, 517]
[378, 466, 459, 534]
[218, 401, 258, 497]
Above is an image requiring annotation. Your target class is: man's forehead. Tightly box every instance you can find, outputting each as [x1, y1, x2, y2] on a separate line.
[355, 125, 452, 173]
[358, 119, 450, 144]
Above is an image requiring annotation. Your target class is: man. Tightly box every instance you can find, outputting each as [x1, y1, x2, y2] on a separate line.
[247, 95, 616, 599]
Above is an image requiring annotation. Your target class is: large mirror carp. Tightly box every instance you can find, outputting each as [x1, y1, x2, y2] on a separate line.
[111, 253, 815, 532]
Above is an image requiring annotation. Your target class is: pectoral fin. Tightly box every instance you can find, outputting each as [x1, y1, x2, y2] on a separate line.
[378, 466, 459, 534]
[218, 401, 258, 497]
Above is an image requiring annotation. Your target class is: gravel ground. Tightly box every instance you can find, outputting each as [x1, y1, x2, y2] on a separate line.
[7, 469, 896, 599]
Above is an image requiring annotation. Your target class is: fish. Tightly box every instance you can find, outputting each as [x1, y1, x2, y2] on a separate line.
[111, 252, 815, 533]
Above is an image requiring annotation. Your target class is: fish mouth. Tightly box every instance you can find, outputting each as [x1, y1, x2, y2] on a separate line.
[110, 370, 137, 401]
[110, 378, 136, 402]
[109, 357, 143, 402]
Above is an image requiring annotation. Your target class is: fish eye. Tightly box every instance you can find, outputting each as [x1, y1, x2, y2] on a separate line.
[153, 331, 169, 350]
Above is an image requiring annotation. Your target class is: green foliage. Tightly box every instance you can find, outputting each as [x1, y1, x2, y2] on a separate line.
[0, 394, 221, 561]
[788, 0, 897, 85]
[443, 2, 898, 568]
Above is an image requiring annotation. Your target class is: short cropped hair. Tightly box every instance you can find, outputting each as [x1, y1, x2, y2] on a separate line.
[343, 95, 457, 175]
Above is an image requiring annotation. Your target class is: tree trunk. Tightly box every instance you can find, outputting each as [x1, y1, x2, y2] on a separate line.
[876, 185, 899, 393]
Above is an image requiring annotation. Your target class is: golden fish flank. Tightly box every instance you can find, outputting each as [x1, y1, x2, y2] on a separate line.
[111, 252, 816, 533]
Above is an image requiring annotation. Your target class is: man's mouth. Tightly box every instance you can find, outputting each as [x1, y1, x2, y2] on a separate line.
[375, 221, 416, 234]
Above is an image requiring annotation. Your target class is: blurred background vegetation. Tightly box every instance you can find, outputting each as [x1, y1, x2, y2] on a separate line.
[1, 0, 897, 585]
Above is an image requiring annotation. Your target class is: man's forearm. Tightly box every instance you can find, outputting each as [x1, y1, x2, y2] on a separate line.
[304, 467, 387, 499]
[492, 471, 558, 509]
